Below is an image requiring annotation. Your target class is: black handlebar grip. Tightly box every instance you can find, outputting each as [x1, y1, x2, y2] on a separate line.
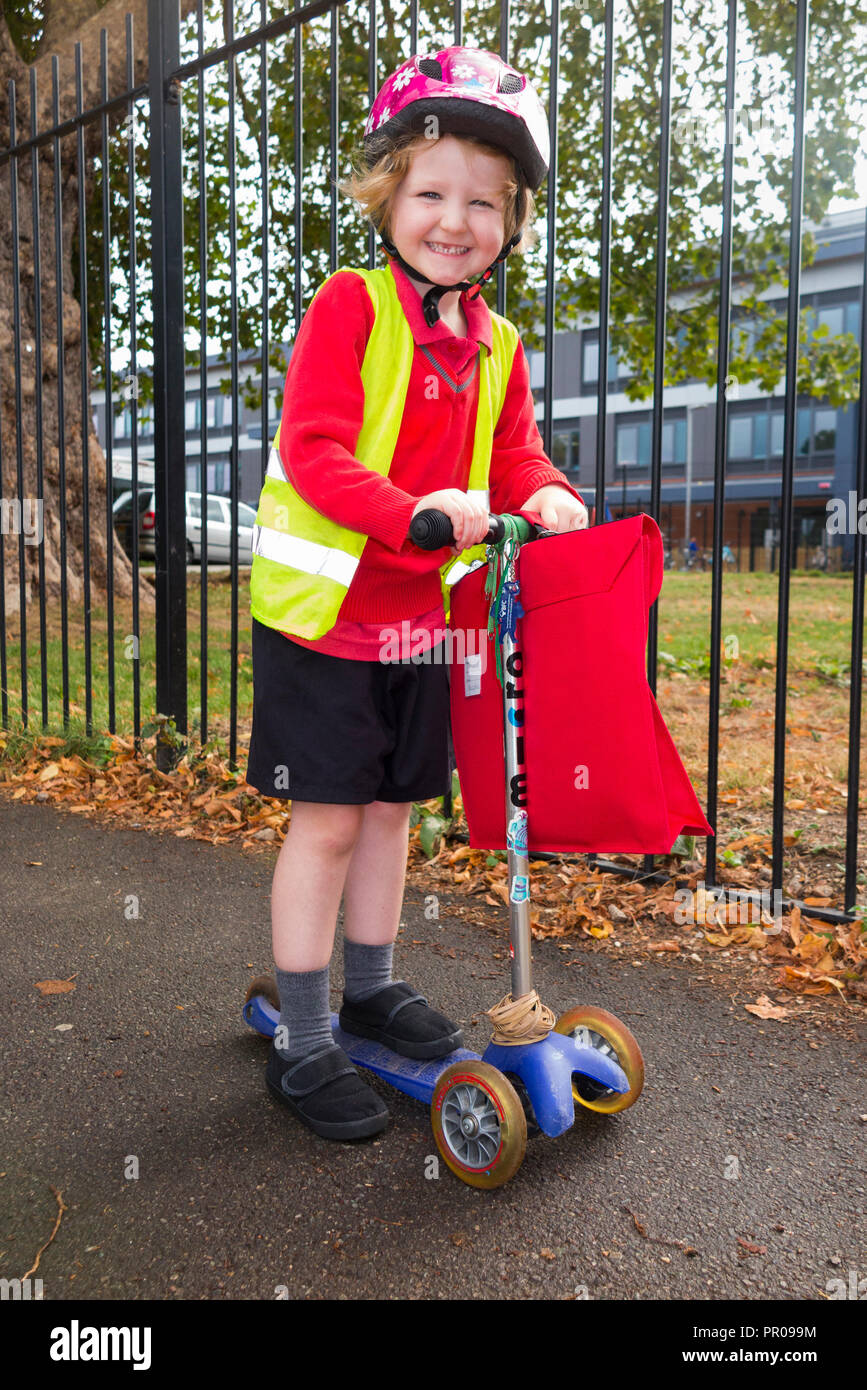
[409, 509, 455, 549]
[409, 508, 504, 550]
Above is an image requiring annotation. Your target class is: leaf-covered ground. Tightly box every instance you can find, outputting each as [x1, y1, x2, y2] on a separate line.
[1, 705, 864, 1009]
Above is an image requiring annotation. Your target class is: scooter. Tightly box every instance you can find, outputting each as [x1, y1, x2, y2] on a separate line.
[242, 509, 644, 1188]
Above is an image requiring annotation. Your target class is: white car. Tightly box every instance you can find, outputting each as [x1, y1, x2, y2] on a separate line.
[185, 493, 257, 564]
[114, 490, 257, 564]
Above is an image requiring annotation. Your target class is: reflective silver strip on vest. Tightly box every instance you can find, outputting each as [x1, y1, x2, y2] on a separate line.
[261, 444, 487, 579]
[266, 446, 286, 481]
[444, 558, 486, 586]
[444, 561, 471, 586]
[252, 524, 359, 587]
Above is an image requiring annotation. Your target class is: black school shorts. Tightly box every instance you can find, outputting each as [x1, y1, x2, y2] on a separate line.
[245, 617, 451, 804]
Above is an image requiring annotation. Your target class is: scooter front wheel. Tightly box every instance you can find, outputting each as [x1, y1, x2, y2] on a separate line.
[431, 1061, 527, 1189]
[554, 1006, 644, 1115]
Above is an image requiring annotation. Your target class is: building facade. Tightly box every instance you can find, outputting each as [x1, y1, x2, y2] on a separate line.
[529, 206, 864, 571]
[94, 206, 864, 572]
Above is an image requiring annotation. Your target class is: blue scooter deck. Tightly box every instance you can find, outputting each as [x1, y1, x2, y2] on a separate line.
[242, 992, 629, 1136]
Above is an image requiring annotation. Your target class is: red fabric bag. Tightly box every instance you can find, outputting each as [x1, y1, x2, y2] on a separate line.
[448, 513, 714, 853]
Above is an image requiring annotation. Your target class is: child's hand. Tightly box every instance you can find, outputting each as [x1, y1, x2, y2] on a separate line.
[521, 485, 588, 533]
[411, 489, 491, 552]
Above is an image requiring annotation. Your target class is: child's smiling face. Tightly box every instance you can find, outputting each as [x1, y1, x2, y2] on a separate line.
[389, 135, 510, 297]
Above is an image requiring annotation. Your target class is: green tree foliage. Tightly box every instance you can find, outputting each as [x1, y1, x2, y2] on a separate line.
[9, 0, 867, 416]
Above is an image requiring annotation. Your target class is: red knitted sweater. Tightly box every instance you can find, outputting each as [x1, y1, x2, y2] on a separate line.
[272, 258, 584, 656]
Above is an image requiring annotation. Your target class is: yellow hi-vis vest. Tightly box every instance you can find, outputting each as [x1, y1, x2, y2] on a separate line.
[249, 264, 519, 640]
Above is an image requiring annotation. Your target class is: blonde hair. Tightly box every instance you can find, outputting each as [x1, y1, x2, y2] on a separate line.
[337, 131, 540, 256]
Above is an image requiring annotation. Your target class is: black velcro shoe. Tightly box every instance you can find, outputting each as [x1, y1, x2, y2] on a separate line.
[339, 980, 464, 1060]
[266, 1040, 389, 1140]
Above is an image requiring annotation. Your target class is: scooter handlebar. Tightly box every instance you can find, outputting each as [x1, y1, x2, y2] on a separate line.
[408, 509, 513, 550]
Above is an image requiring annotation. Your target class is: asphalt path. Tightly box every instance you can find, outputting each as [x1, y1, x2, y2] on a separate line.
[1, 798, 865, 1302]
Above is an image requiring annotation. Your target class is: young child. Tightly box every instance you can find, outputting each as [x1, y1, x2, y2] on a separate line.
[246, 46, 588, 1142]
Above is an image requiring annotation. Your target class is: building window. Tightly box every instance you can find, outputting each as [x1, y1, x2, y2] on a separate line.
[661, 419, 686, 465]
[752, 414, 767, 459]
[845, 301, 861, 340]
[813, 408, 836, 452]
[206, 461, 230, 493]
[617, 423, 640, 468]
[616, 421, 650, 470]
[221, 396, 232, 427]
[185, 398, 200, 431]
[728, 416, 753, 459]
[268, 390, 281, 420]
[795, 407, 811, 457]
[816, 304, 845, 338]
[582, 339, 625, 386]
[527, 350, 545, 389]
[806, 298, 860, 342]
[552, 428, 580, 473]
[729, 405, 837, 468]
[615, 417, 685, 473]
[206, 396, 217, 428]
[115, 403, 157, 439]
[732, 316, 759, 354]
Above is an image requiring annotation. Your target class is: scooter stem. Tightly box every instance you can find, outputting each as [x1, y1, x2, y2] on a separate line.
[501, 618, 533, 999]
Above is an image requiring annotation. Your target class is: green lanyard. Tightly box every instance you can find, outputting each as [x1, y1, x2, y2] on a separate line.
[483, 515, 525, 690]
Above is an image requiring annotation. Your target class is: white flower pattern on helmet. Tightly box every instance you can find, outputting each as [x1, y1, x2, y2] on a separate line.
[452, 62, 477, 80]
[392, 67, 413, 91]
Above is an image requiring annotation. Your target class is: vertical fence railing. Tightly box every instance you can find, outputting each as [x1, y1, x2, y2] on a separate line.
[593, 0, 615, 530]
[226, 0, 240, 770]
[8, 79, 28, 726]
[540, 0, 559, 465]
[583, 0, 615, 886]
[29, 68, 49, 730]
[647, 0, 673, 692]
[125, 15, 143, 748]
[99, 31, 116, 735]
[704, 0, 739, 896]
[844, 205, 867, 913]
[195, 1, 209, 748]
[149, 0, 188, 769]
[770, 0, 809, 894]
[75, 46, 94, 735]
[642, 0, 673, 884]
[51, 56, 71, 734]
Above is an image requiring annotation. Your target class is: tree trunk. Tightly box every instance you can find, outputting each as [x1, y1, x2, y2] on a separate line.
[0, 0, 195, 622]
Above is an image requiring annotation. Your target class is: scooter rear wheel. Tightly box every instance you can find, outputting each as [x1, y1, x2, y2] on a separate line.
[431, 1061, 527, 1189]
[244, 973, 279, 1012]
[554, 1006, 644, 1114]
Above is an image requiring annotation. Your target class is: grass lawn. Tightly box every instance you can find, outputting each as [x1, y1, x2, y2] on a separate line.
[0, 569, 864, 807]
[3, 565, 867, 927]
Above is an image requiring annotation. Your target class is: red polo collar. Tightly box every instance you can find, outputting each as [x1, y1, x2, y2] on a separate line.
[386, 257, 494, 353]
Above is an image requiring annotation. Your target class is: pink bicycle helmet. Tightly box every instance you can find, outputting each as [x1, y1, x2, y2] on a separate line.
[362, 47, 550, 325]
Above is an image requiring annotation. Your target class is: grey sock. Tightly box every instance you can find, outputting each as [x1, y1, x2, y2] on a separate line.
[273, 964, 334, 1059]
[343, 939, 394, 1002]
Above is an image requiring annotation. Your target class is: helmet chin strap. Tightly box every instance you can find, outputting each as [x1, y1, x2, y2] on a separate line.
[378, 230, 522, 327]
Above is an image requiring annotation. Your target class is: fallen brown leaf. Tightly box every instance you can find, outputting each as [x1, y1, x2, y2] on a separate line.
[744, 994, 788, 1020]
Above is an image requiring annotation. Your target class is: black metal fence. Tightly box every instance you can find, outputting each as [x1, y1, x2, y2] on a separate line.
[0, 0, 865, 929]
